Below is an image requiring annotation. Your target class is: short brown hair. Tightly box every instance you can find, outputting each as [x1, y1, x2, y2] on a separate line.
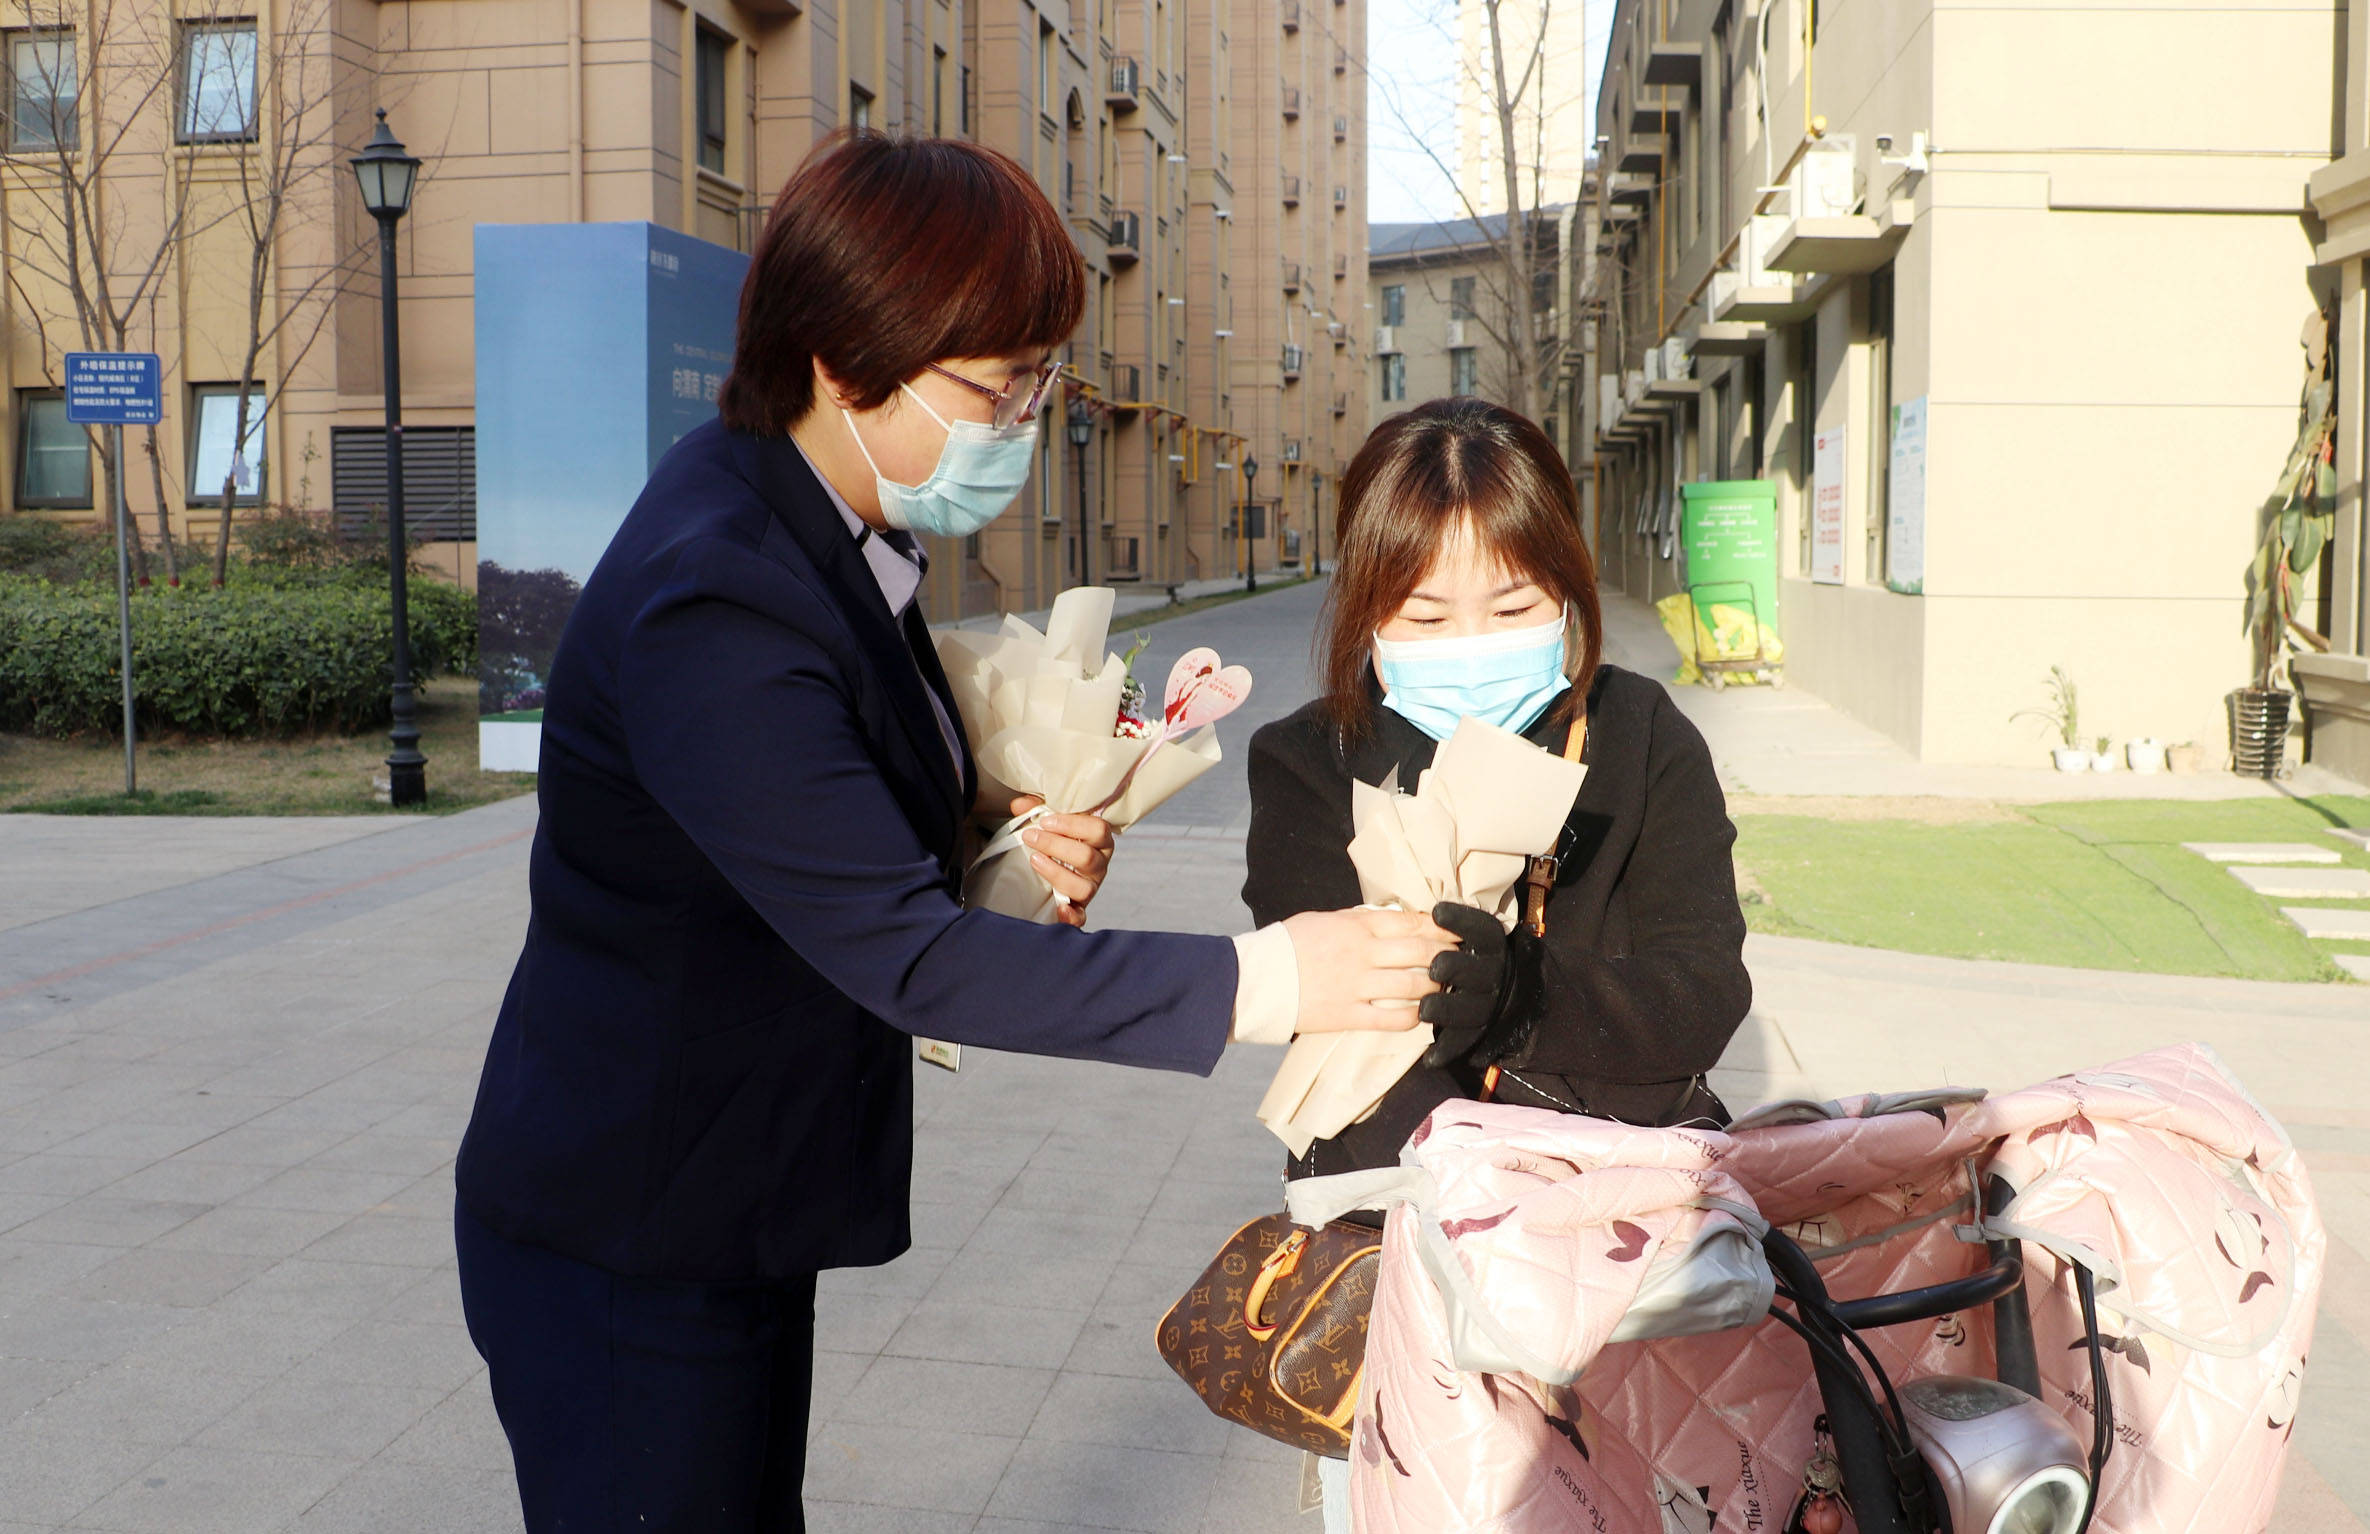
[1320, 396, 1603, 737]
[718, 132, 1087, 434]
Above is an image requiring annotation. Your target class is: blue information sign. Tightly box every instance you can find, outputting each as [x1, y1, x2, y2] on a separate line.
[63, 352, 163, 426]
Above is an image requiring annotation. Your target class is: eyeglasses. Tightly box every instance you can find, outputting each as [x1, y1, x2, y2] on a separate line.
[924, 358, 1064, 430]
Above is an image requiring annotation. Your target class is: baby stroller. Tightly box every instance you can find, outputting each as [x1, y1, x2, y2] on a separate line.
[1289, 1044, 2319, 1534]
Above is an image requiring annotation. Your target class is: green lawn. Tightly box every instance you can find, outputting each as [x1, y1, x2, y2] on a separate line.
[1734, 795, 2370, 983]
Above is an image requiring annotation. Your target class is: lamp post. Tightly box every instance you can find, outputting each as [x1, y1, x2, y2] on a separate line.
[351, 110, 425, 807]
[1066, 394, 1094, 589]
[1240, 452, 1260, 593]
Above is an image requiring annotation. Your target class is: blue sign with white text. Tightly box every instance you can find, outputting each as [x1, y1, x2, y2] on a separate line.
[63, 352, 163, 426]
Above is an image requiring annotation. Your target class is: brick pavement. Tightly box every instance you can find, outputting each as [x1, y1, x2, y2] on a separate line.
[0, 576, 2361, 1530]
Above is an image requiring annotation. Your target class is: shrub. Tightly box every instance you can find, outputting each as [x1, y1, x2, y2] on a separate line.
[0, 574, 476, 738]
[0, 516, 114, 585]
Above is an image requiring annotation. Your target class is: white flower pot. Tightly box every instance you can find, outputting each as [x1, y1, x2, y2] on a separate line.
[2052, 748, 2091, 773]
[2125, 738, 2166, 774]
[2091, 752, 2118, 773]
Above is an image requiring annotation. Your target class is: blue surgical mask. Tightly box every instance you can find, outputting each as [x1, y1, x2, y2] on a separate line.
[843, 383, 1039, 539]
[1373, 614, 1571, 740]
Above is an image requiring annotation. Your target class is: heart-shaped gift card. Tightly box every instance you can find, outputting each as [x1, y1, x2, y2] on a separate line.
[1164, 648, 1253, 734]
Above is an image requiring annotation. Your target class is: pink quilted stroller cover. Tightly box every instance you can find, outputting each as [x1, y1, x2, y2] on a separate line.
[1322, 1044, 2321, 1533]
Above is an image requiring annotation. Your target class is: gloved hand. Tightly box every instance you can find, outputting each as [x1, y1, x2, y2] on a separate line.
[1419, 901, 1538, 1069]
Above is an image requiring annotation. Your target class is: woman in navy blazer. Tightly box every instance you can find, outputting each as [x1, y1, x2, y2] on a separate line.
[453, 132, 1457, 1533]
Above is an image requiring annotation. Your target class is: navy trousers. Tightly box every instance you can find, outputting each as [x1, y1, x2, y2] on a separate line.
[454, 1200, 818, 1533]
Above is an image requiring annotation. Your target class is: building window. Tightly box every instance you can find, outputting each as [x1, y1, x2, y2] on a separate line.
[849, 83, 873, 131]
[1380, 353, 1406, 402]
[7, 30, 77, 151]
[1866, 263, 1895, 581]
[1449, 276, 1476, 321]
[695, 28, 729, 173]
[933, 46, 947, 135]
[15, 391, 89, 508]
[1380, 284, 1405, 327]
[1038, 22, 1055, 118]
[1450, 347, 1477, 396]
[189, 386, 267, 503]
[177, 21, 256, 143]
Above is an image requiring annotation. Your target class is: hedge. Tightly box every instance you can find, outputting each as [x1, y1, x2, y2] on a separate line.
[0, 574, 478, 738]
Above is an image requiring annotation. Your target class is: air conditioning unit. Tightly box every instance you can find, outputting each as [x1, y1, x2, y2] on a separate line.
[1375, 324, 1399, 353]
[1107, 209, 1141, 257]
[1281, 438, 1304, 462]
[1112, 362, 1141, 400]
[1661, 337, 1692, 381]
[1281, 173, 1302, 206]
[1281, 261, 1302, 292]
[1281, 85, 1301, 119]
[1107, 57, 1140, 106]
[1328, 319, 1346, 346]
[1281, 0, 1301, 30]
[1642, 345, 1664, 385]
[1331, 184, 1348, 208]
[1281, 344, 1305, 376]
[1794, 135, 1859, 219]
[1332, 115, 1349, 141]
[1623, 369, 1645, 406]
[1445, 319, 1467, 347]
[1599, 373, 1621, 426]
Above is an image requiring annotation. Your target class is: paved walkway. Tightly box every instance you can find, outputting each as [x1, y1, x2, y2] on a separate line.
[0, 575, 2361, 1531]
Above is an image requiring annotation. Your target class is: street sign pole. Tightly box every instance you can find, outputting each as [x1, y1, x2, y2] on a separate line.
[63, 352, 162, 799]
[110, 425, 135, 794]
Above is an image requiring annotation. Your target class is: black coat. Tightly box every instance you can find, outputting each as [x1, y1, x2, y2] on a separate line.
[455, 420, 1237, 1283]
[1243, 663, 1752, 1179]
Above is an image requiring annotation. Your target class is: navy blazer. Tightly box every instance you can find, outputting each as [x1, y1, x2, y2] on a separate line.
[456, 420, 1238, 1282]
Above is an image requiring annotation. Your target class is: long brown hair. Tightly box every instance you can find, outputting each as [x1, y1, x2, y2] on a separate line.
[719, 132, 1087, 434]
[1321, 397, 1603, 737]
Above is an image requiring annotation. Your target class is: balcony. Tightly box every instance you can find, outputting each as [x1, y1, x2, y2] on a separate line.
[1333, 114, 1349, 141]
[1282, 260, 1303, 292]
[1691, 321, 1766, 357]
[1106, 209, 1141, 264]
[1281, 85, 1301, 119]
[1617, 136, 1664, 175]
[1281, 344, 1305, 379]
[1281, 173, 1302, 206]
[1628, 97, 1679, 137]
[1766, 197, 1914, 277]
[1642, 40, 1700, 89]
[1281, 0, 1300, 31]
[1607, 172, 1653, 205]
[1107, 57, 1140, 110]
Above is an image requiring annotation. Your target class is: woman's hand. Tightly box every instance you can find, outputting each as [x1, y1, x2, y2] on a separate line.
[1281, 907, 1458, 1034]
[1005, 794, 1115, 929]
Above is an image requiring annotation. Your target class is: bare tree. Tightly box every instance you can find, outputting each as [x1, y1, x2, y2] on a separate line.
[1369, 0, 1583, 420]
[0, 0, 207, 583]
[189, 0, 365, 586]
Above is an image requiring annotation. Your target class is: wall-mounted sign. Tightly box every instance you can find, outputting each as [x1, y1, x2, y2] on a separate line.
[1886, 396, 1927, 594]
[1810, 424, 1846, 586]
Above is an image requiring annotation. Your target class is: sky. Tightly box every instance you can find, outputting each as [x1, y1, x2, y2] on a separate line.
[1364, 0, 1618, 225]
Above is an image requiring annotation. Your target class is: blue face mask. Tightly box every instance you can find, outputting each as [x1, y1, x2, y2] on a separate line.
[1373, 614, 1571, 741]
[844, 383, 1039, 539]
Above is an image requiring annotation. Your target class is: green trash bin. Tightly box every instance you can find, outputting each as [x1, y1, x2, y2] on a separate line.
[1679, 480, 1781, 685]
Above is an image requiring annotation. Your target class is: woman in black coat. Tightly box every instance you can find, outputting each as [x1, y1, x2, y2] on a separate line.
[1244, 396, 1754, 1183]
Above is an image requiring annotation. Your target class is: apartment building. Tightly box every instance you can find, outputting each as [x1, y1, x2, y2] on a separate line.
[1368, 208, 1568, 430]
[1454, 0, 1591, 219]
[2303, 0, 2370, 785]
[0, 0, 1364, 618]
[1585, 0, 2337, 766]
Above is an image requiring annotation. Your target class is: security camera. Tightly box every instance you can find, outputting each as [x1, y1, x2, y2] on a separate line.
[1875, 133, 1893, 153]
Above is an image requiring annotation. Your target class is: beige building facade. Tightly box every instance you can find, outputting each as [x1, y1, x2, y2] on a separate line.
[1584, 0, 2340, 768]
[1367, 208, 1566, 427]
[1, 0, 1365, 618]
[1454, 0, 1590, 219]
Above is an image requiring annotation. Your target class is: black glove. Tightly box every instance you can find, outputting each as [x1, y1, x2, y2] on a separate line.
[1419, 901, 1538, 1069]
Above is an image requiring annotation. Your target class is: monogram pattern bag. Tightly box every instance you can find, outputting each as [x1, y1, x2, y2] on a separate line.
[1155, 1211, 1380, 1457]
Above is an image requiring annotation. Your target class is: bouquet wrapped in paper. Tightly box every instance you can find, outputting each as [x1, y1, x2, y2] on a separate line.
[934, 586, 1252, 923]
[1256, 716, 1588, 1155]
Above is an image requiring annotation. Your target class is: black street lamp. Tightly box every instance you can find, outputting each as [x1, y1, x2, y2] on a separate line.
[1066, 394, 1094, 589]
[1240, 453, 1260, 593]
[352, 110, 425, 807]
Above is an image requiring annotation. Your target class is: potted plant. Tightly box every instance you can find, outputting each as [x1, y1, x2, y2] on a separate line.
[2126, 737, 2167, 774]
[2014, 667, 2088, 772]
[2091, 736, 2118, 772]
[2167, 741, 2201, 774]
[2234, 305, 2336, 780]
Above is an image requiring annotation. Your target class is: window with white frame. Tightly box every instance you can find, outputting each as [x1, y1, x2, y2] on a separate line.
[15, 391, 89, 508]
[189, 386, 267, 503]
[6, 30, 77, 151]
[178, 21, 256, 142]
[1380, 284, 1405, 327]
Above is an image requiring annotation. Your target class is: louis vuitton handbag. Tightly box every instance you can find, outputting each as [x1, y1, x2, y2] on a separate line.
[1155, 1211, 1380, 1457]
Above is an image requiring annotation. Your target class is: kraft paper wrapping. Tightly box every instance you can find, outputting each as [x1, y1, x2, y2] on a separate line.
[1255, 716, 1588, 1155]
[934, 587, 1223, 925]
